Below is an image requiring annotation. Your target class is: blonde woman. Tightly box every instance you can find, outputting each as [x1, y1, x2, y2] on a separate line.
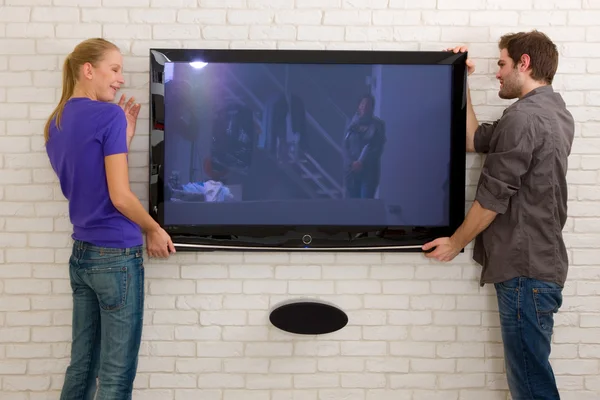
[45, 38, 175, 399]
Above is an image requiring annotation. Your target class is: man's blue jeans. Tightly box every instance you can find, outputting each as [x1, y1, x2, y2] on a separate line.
[60, 240, 144, 400]
[345, 173, 379, 199]
[495, 277, 563, 400]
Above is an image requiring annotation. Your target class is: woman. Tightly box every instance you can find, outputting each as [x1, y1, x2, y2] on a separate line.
[45, 38, 175, 399]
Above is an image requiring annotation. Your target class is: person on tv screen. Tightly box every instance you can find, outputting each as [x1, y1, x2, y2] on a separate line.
[343, 94, 386, 199]
[44, 38, 175, 399]
[422, 31, 574, 400]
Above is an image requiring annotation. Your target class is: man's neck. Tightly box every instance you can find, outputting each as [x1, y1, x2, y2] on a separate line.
[519, 81, 548, 99]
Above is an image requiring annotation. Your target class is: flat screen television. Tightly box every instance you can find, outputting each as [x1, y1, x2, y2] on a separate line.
[148, 48, 467, 251]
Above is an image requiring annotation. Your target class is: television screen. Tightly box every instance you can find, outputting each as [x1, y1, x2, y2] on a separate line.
[149, 49, 467, 251]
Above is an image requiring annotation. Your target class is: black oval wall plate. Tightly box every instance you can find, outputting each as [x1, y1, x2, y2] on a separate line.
[269, 300, 348, 335]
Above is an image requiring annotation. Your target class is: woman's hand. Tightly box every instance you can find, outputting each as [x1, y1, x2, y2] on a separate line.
[146, 227, 176, 258]
[118, 94, 141, 148]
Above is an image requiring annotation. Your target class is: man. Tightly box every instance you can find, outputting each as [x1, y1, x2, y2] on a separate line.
[422, 30, 574, 399]
[343, 94, 386, 199]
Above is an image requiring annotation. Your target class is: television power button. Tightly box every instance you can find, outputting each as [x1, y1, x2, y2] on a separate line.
[302, 235, 312, 245]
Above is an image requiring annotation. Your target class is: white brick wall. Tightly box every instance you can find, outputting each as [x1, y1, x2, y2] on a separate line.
[0, 1, 599, 399]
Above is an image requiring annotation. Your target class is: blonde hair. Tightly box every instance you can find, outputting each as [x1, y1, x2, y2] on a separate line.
[44, 38, 119, 143]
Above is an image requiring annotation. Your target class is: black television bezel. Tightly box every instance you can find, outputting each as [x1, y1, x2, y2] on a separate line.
[148, 48, 467, 252]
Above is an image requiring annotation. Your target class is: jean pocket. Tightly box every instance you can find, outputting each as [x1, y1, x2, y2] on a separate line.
[495, 277, 520, 291]
[85, 264, 128, 311]
[495, 285, 519, 322]
[532, 287, 562, 334]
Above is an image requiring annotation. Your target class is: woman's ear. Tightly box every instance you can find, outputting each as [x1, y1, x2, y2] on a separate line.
[81, 62, 94, 80]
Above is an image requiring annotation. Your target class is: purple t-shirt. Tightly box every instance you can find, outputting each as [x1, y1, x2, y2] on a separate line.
[46, 97, 143, 248]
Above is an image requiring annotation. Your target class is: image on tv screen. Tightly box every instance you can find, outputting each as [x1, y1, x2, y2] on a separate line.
[161, 61, 452, 227]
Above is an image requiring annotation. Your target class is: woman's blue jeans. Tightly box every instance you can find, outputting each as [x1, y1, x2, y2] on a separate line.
[60, 240, 144, 400]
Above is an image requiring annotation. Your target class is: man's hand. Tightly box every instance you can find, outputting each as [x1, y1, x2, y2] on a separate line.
[422, 237, 461, 262]
[118, 94, 141, 148]
[146, 227, 176, 258]
[446, 45, 476, 75]
[422, 201, 497, 263]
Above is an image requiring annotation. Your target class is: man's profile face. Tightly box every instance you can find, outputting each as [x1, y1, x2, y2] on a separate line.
[496, 48, 524, 100]
[357, 98, 372, 117]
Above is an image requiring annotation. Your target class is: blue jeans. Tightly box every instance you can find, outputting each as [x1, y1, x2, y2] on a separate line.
[60, 240, 144, 400]
[345, 173, 379, 199]
[495, 277, 563, 400]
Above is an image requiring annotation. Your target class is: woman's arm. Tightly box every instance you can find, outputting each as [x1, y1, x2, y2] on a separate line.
[105, 153, 175, 258]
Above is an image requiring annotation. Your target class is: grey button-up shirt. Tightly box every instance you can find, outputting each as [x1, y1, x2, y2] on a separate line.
[472, 85, 575, 287]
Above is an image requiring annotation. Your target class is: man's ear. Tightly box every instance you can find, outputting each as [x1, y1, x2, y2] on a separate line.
[518, 54, 531, 73]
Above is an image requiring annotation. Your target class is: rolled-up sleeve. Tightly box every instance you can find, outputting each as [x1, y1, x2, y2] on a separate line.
[475, 111, 534, 214]
[474, 120, 499, 153]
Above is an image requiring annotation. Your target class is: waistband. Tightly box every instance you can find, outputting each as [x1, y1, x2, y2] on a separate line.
[73, 240, 143, 255]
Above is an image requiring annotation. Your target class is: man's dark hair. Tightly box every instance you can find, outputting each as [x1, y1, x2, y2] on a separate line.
[357, 94, 375, 109]
[498, 30, 559, 84]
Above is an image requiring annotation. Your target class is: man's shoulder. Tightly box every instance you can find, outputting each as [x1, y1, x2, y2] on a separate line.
[501, 91, 573, 137]
[505, 87, 569, 120]
[505, 100, 544, 119]
[372, 116, 385, 127]
[497, 107, 531, 131]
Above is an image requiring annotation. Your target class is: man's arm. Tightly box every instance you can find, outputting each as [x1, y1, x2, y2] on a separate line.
[448, 47, 491, 153]
[466, 83, 479, 153]
[449, 47, 479, 152]
[467, 81, 498, 154]
[423, 110, 535, 262]
[451, 200, 497, 249]
[358, 121, 386, 165]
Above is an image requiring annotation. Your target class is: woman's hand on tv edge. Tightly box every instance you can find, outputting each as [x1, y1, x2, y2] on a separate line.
[146, 227, 176, 258]
[446, 45, 475, 76]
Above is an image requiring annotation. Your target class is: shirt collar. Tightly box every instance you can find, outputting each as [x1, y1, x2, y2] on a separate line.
[520, 85, 553, 100]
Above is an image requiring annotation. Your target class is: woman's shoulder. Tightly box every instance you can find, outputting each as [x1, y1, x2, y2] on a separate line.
[68, 98, 124, 121]
[93, 101, 124, 122]
[65, 99, 126, 141]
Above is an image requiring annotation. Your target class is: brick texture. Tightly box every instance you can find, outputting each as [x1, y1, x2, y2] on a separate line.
[0, 0, 599, 399]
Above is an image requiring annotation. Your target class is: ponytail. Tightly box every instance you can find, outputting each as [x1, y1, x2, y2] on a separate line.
[44, 55, 76, 143]
[43, 38, 120, 144]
